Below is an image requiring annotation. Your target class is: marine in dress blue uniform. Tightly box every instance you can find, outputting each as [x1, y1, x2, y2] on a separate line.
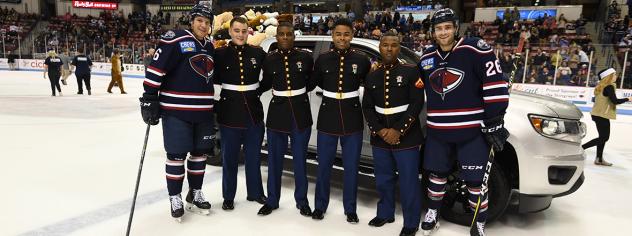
[256, 22, 315, 217]
[310, 19, 371, 223]
[362, 32, 425, 236]
[213, 17, 267, 210]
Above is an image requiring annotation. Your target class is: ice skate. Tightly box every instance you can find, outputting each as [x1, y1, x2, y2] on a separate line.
[185, 189, 211, 215]
[470, 221, 486, 236]
[170, 194, 184, 222]
[422, 209, 440, 236]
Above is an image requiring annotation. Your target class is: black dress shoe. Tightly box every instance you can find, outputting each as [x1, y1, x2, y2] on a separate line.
[368, 217, 395, 227]
[297, 205, 312, 216]
[346, 213, 359, 224]
[311, 209, 324, 220]
[222, 200, 234, 210]
[257, 204, 276, 216]
[399, 227, 418, 236]
[247, 195, 267, 204]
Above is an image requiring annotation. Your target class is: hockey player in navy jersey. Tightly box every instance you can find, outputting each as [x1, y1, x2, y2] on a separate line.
[417, 8, 510, 236]
[139, 2, 216, 222]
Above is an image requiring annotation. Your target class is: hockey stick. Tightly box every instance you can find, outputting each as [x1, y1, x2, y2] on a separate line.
[470, 148, 495, 227]
[126, 124, 151, 236]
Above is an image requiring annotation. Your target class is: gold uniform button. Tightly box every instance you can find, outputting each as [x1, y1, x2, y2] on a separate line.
[386, 70, 390, 75]
[385, 95, 389, 99]
[287, 80, 291, 84]
[241, 81, 244, 85]
[286, 74, 290, 78]
[340, 62, 344, 66]
[386, 76, 390, 79]
[240, 69, 244, 72]
[284, 56, 288, 60]
[285, 62, 289, 66]
[285, 68, 289, 72]
[239, 63, 243, 66]
[404, 124, 408, 127]
[339, 81, 343, 84]
[386, 82, 389, 85]
[386, 89, 389, 92]
[385, 102, 389, 106]
[409, 118, 413, 121]
[240, 75, 244, 79]
[339, 74, 343, 78]
[239, 57, 243, 60]
[238, 51, 242, 55]
[400, 129, 404, 133]
[287, 86, 292, 90]
[341, 57, 345, 60]
[338, 87, 343, 90]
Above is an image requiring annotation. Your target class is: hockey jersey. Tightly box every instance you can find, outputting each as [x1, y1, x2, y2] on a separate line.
[418, 37, 509, 143]
[143, 29, 215, 123]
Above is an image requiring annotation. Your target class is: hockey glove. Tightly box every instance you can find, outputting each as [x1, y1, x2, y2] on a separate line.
[139, 93, 160, 125]
[481, 116, 510, 152]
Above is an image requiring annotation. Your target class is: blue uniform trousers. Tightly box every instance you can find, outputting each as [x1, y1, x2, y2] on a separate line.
[220, 123, 265, 201]
[265, 127, 311, 208]
[314, 131, 362, 214]
[372, 146, 422, 228]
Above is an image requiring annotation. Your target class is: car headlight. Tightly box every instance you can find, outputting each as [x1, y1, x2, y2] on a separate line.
[528, 114, 586, 144]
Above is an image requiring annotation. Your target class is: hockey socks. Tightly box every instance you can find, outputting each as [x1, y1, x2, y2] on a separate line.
[426, 172, 448, 209]
[186, 153, 207, 190]
[166, 153, 186, 196]
[467, 182, 489, 223]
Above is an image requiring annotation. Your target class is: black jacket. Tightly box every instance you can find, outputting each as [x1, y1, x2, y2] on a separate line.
[260, 48, 315, 132]
[312, 49, 371, 135]
[214, 43, 267, 128]
[362, 63, 425, 149]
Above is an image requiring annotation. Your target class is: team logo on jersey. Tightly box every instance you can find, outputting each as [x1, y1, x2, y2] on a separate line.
[477, 39, 491, 50]
[163, 30, 176, 39]
[428, 67, 465, 100]
[189, 54, 215, 83]
[352, 64, 358, 74]
[180, 41, 196, 53]
[420, 58, 434, 70]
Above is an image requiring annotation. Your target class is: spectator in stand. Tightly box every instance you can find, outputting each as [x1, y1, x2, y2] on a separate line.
[557, 61, 572, 85]
[537, 66, 551, 84]
[576, 14, 587, 35]
[532, 49, 548, 69]
[492, 16, 502, 26]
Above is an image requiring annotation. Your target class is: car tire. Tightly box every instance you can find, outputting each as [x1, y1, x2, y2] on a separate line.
[421, 158, 511, 226]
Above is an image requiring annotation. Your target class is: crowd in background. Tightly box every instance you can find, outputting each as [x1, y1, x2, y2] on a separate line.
[4, 1, 632, 88]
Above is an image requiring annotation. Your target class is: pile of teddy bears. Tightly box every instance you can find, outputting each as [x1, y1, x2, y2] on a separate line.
[212, 9, 293, 48]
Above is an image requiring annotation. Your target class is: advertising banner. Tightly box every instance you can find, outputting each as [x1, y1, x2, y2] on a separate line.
[72, 1, 119, 10]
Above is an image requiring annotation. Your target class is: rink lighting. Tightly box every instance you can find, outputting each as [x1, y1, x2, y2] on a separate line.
[528, 115, 586, 144]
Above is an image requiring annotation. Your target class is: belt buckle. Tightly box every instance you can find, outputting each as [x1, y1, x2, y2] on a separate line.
[289, 90, 292, 96]
[238, 85, 245, 92]
[384, 108, 391, 115]
[337, 92, 343, 99]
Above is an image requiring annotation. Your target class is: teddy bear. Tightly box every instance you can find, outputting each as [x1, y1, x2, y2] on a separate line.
[212, 11, 233, 35]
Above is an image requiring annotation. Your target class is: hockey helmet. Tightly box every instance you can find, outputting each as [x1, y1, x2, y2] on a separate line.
[430, 8, 458, 36]
[190, 1, 214, 22]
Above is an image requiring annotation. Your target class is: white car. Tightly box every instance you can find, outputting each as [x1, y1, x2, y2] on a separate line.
[209, 36, 587, 225]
